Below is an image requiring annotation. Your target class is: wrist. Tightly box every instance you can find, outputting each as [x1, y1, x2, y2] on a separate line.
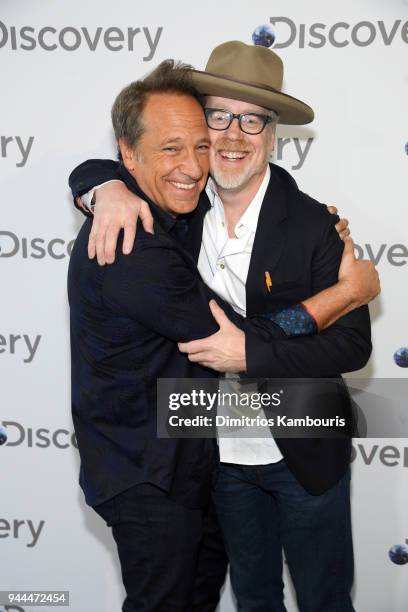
[337, 278, 361, 310]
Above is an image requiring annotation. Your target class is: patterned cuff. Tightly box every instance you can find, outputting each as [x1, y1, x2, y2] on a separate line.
[268, 303, 317, 337]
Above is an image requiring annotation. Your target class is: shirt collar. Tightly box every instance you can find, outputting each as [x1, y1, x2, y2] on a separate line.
[205, 165, 271, 235]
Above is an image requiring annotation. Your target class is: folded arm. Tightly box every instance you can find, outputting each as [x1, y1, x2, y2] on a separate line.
[244, 217, 373, 378]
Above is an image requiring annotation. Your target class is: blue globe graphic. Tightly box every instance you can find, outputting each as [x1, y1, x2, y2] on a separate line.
[389, 544, 408, 565]
[0, 425, 7, 446]
[252, 24, 275, 48]
[394, 347, 408, 368]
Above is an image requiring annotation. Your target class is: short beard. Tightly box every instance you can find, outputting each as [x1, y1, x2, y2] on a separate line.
[211, 163, 255, 190]
[211, 147, 273, 191]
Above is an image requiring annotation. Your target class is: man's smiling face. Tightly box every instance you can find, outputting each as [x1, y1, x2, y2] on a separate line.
[205, 96, 276, 192]
[121, 92, 210, 216]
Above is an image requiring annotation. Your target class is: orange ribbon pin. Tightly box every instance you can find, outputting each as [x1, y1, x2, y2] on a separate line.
[265, 271, 272, 293]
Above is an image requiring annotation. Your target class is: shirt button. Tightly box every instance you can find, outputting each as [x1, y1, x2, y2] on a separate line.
[220, 263, 225, 270]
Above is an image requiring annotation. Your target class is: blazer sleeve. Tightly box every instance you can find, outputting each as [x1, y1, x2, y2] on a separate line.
[68, 158, 121, 213]
[245, 213, 372, 377]
[101, 236, 294, 344]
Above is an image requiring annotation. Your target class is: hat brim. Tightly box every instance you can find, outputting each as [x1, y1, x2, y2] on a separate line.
[191, 70, 314, 125]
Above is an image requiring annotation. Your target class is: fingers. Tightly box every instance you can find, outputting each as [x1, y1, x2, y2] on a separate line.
[185, 352, 209, 363]
[209, 299, 229, 327]
[139, 201, 154, 235]
[335, 216, 350, 241]
[88, 224, 97, 259]
[327, 205, 338, 215]
[123, 220, 137, 255]
[86, 182, 143, 265]
[342, 236, 356, 259]
[89, 211, 139, 265]
[178, 339, 209, 354]
[339, 227, 351, 241]
[105, 224, 122, 264]
[95, 222, 109, 266]
[90, 220, 119, 266]
[122, 198, 150, 254]
[89, 219, 112, 264]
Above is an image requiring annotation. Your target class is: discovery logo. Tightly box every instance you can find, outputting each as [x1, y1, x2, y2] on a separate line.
[252, 24, 275, 48]
[274, 136, 313, 170]
[351, 443, 408, 467]
[353, 243, 408, 267]
[394, 348, 408, 368]
[1, 135, 34, 168]
[0, 334, 41, 363]
[389, 543, 408, 565]
[0, 21, 163, 60]
[267, 17, 408, 48]
[0, 422, 77, 449]
[0, 232, 75, 259]
[0, 517, 44, 548]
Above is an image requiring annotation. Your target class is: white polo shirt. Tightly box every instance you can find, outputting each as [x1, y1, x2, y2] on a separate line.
[197, 167, 283, 465]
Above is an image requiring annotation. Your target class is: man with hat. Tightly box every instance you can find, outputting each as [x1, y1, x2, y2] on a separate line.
[69, 42, 377, 611]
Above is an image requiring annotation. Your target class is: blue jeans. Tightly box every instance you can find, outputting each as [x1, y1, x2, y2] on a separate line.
[212, 460, 354, 612]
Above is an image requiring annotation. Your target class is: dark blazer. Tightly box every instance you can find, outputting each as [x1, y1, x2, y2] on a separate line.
[69, 161, 371, 496]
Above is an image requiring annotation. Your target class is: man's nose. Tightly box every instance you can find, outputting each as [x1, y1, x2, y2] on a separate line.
[224, 116, 242, 140]
[181, 150, 205, 180]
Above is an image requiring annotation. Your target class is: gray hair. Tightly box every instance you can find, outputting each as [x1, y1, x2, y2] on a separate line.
[111, 59, 201, 163]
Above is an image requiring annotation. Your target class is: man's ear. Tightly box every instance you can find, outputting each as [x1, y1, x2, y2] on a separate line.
[118, 138, 136, 172]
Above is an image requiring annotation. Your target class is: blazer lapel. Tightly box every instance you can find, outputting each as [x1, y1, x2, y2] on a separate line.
[246, 165, 288, 316]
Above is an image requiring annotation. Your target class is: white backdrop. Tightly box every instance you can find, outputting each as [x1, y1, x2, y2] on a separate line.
[1, 1, 407, 611]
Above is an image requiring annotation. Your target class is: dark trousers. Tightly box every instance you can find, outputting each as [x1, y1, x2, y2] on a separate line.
[93, 483, 228, 612]
[212, 459, 355, 612]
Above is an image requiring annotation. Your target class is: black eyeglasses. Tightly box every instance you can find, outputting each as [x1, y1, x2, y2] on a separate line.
[204, 107, 275, 135]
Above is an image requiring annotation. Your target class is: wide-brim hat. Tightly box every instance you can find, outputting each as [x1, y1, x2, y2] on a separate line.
[192, 41, 314, 125]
